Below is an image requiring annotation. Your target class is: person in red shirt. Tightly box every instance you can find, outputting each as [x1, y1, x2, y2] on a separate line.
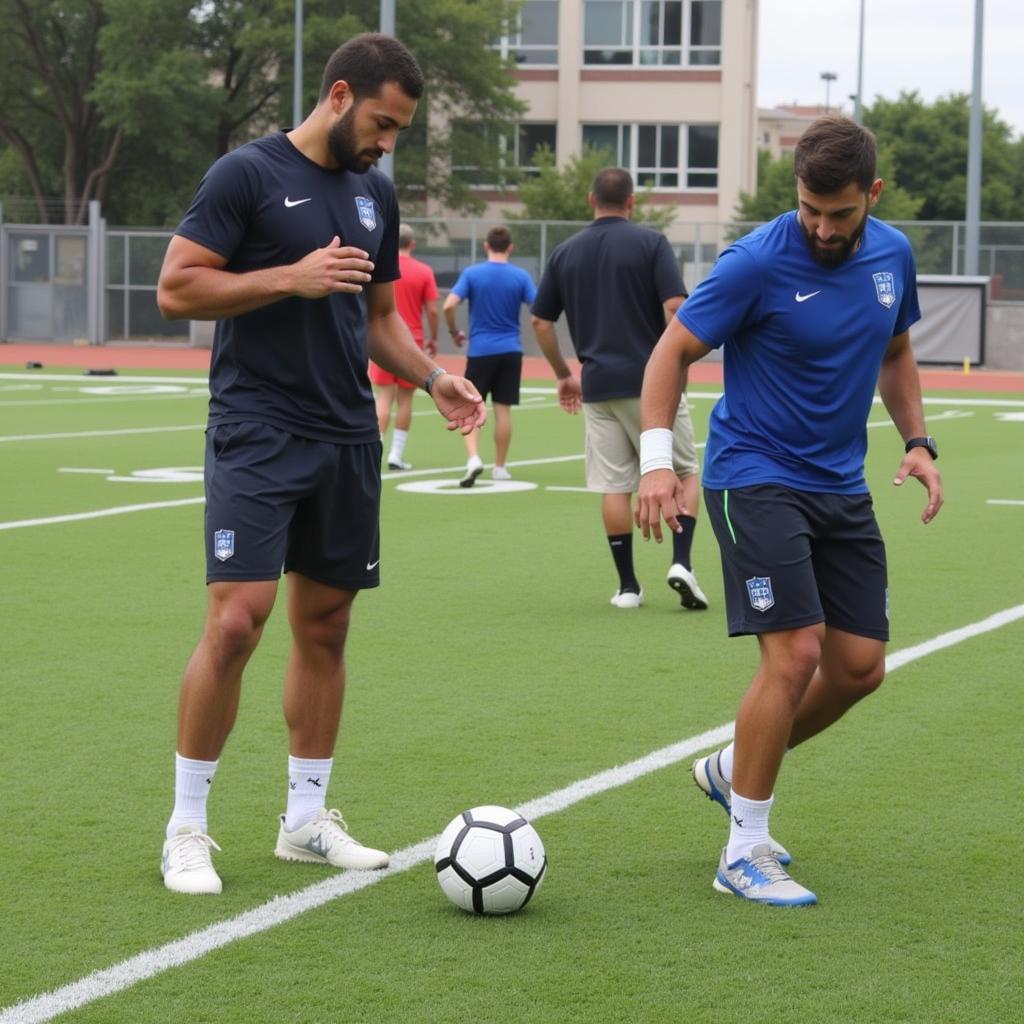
[369, 223, 440, 469]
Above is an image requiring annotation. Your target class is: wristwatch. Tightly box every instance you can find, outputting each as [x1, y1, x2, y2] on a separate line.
[905, 436, 938, 460]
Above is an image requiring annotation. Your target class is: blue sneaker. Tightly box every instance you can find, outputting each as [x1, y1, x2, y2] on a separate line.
[692, 751, 793, 866]
[713, 844, 817, 906]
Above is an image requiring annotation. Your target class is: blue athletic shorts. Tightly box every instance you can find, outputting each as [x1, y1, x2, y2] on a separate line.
[465, 352, 522, 406]
[704, 484, 889, 640]
[203, 420, 382, 590]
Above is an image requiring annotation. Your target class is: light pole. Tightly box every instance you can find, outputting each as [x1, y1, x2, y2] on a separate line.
[965, 0, 984, 275]
[820, 71, 838, 113]
[854, 0, 866, 122]
[292, 0, 303, 127]
[379, 0, 396, 180]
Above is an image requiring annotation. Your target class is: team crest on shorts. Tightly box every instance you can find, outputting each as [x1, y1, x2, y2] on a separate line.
[746, 576, 775, 613]
[214, 529, 235, 562]
[354, 196, 376, 231]
[872, 271, 896, 308]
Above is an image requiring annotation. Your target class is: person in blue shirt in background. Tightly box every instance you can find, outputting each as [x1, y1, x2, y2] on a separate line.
[443, 226, 537, 486]
[635, 116, 943, 907]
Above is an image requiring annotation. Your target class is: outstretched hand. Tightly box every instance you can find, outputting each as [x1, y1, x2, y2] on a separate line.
[892, 450, 943, 524]
[431, 373, 487, 434]
[634, 468, 688, 542]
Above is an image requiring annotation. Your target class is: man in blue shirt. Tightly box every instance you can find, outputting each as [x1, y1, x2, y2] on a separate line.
[155, 34, 485, 896]
[443, 226, 537, 486]
[636, 116, 943, 906]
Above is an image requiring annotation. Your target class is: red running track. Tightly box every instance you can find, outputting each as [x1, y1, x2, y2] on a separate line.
[3, 342, 1023, 392]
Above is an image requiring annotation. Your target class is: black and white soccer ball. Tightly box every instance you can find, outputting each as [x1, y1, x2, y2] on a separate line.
[434, 805, 547, 915]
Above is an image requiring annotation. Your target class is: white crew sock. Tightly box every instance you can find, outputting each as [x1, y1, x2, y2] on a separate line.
[719, 742, 735, 782]
[166, 753, 218, 839]
[389, 429, 408, 461]
[726, 791, 774, 864]
[284, 756, 333, 831]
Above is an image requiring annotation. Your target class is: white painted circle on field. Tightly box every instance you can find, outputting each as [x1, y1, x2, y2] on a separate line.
[107, 466, 204, 483]
[395, 479, 537, 495]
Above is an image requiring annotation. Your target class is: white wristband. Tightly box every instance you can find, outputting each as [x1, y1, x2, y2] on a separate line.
[640, 428, 674, 476]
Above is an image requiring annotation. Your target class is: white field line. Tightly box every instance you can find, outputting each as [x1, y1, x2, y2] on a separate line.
[0, 425, 204, 443]
[3, 603, 1022, 1024]
[0, 498, 205, 532]
[987, 499, 1024, 506]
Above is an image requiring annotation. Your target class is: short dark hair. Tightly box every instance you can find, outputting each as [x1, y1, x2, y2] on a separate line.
[485, 226, 512, 252]
[319, 33, 424, 103]
[591, 167, 634, 208]
[794, 115, 877, 194]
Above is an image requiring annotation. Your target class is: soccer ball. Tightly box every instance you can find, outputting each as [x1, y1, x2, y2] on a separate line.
[434, 805, 547, 915]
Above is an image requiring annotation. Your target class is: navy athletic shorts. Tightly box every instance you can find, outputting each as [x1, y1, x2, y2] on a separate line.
[465, 352, 523, 406]
[203, 420, 382, 590]
[704, 484, 889, 641]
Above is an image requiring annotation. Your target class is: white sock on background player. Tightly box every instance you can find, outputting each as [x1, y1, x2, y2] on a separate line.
[389, 429, 408, 462]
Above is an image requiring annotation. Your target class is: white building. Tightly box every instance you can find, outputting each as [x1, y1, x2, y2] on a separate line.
[433, 0, 759, 241]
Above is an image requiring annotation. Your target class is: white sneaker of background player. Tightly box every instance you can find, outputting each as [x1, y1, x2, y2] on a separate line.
[161, 825, 222, 894]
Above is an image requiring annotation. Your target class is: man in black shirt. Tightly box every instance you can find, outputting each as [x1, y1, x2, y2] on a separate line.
[156, 33, 484, 895]
[531, 168, 706, 611]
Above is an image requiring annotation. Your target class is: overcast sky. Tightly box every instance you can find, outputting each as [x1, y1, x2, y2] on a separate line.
[757, 0, 1024, 138]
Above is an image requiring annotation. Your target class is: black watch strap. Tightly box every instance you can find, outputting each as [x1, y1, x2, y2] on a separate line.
[905, 436, 938, 460]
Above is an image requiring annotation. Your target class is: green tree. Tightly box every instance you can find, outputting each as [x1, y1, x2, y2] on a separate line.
[864, 91, 1024, 220]
[0, 0, 122, 223]
[507, 145, 676, 230]
[1, 0, 525, 224]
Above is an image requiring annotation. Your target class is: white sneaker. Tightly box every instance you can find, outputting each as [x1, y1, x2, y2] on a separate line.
[667, 563, 709, 610]
[275, 808, 390, 870]
[459, 455, 484, 488]
[610, 587, 643, 609]
[491, 466, 512, 481]
[161, 825, 222, 895]
[387, 456, 412, 471]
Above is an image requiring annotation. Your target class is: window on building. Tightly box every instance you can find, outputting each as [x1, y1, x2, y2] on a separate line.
[452, 122, 558, 186]
[581, 122, 719, 190]
[494, 0, 560, 65]
[583, 0, 720, 66]
[516, 123, 558, 173]
[688, 0, 721, 64]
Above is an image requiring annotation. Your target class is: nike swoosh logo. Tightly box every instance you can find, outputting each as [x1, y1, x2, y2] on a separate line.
[284, 197, 312, 208]
[795, 290, 821, 303]
[366, 559, 380, 571]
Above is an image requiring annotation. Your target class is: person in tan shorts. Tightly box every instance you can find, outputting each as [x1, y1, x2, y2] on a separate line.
[531, 167, 707, 610]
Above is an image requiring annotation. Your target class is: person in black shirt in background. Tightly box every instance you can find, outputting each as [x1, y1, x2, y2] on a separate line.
[531, 168, 707, 611]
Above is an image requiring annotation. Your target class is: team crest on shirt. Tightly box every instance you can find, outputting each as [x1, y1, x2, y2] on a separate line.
[214, 529, 235, 562]
[354, 196, 376, 231]
[746, 576, 775, 613]
[872, 271, 896, 308]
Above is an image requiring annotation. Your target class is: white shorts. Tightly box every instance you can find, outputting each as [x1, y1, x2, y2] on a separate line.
[583, 396, 699, 493]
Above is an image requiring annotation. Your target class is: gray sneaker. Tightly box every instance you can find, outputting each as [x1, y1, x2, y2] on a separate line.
[713, 844, 817, 906]
[275, 808, 389, 870]
[692, 751, 792, 865]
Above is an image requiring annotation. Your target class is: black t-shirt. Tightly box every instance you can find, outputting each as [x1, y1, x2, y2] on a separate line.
[176, 131, 400, 443]
[531, 217, 686, 401]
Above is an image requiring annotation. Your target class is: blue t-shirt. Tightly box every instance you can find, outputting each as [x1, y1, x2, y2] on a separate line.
[451, 261, 537, 356]
[176, 131, 400, 444]
[678, 212, 921, 494]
